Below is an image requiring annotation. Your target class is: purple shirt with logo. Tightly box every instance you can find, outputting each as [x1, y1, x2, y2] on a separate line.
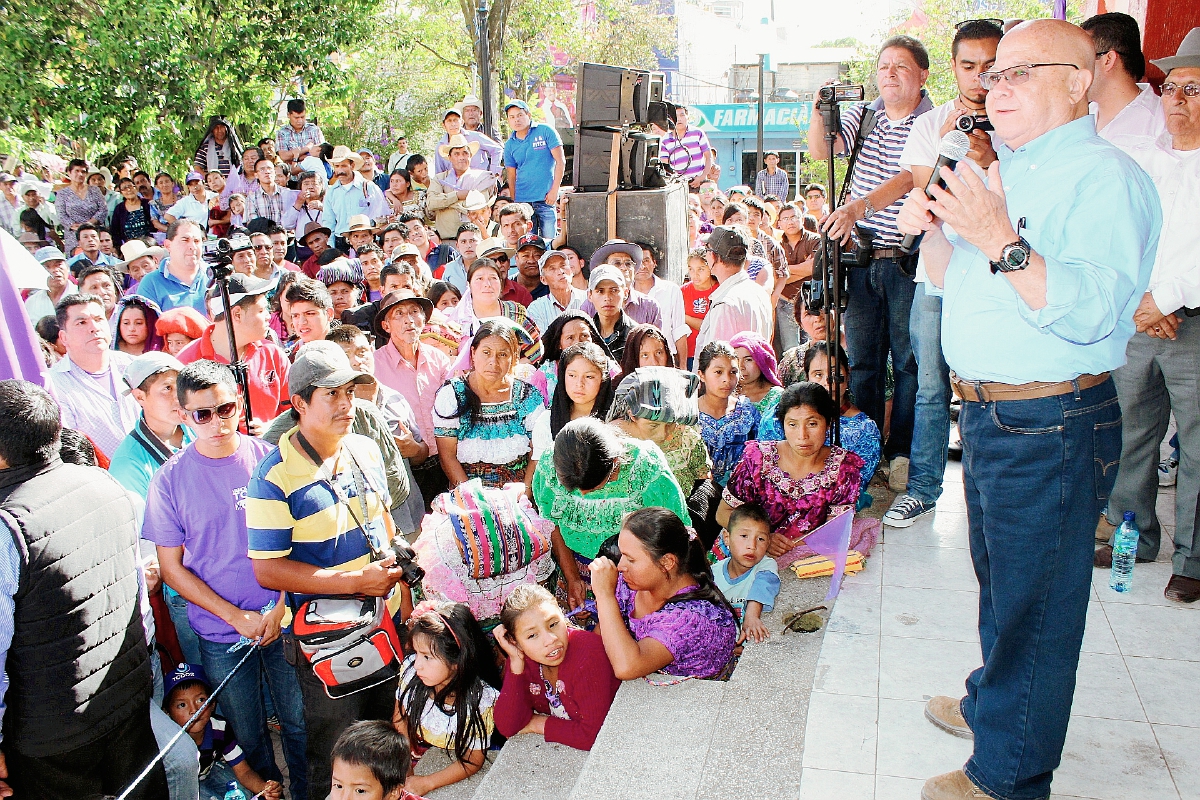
[143, 434, 278, 643]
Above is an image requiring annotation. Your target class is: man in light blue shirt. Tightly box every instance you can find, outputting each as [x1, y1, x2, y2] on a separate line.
[134, 219, 210, 316]
[323, 146, 389, 239]
[898, 21, 1160, 800]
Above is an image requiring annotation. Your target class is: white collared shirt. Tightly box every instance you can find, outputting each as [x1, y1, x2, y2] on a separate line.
[693, 270, 772, 358]
[1092, 84, 1166, 153]
[642, 275, 690, 355]
[1127, 132, 1200, 316]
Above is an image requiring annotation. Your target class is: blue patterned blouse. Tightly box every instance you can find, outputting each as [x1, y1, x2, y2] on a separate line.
[699, 395, 760, 486]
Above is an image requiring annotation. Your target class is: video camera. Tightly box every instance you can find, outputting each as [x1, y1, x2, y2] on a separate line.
[955, 114, 993, 133]
[202, 235, 253, 281]
[387, 539, 425, 587]
[815, 83, 866, 134]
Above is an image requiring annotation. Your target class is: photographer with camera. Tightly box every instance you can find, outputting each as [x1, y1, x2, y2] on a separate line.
[884, 19, 1003, 529]
[247, 341, 415, 799]
[896, 20, 1160, 800]
[807, 36, 935, 486]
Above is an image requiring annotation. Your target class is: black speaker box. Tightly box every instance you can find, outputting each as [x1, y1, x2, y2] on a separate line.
[565, 181, 690, 284]
[573, 129, 662, 192]
[577, 62, 664, 126]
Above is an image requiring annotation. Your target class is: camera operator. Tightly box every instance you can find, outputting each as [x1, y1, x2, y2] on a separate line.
[247, 342, 414, 799]
[897, 20, 1161, 800]
[1081, 13, 1165, 145]
[884, 19, 1003, 529]
[807, 35, 935, 485]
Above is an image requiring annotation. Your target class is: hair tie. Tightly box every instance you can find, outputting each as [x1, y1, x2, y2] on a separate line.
[687, 529, 698, 542]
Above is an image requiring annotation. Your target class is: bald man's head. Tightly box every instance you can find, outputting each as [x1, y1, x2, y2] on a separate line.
[985, 19, 1095, 149]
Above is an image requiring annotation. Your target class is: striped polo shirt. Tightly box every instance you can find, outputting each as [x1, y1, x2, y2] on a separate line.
[246, 429, 395, 602]
[839, 92, 934, 246]
[660, 126, 712, 178]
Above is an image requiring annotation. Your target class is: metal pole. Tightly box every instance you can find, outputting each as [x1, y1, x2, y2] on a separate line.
[756, 54, 766, 175]
[477, 0, 496, 138]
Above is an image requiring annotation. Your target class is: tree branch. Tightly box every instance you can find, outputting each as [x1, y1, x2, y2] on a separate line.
[413, 38, 472, 70]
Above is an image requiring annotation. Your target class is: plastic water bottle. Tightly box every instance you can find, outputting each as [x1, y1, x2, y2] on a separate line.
[1109, 511, 1139, 593]
[223, 782, 248, 800]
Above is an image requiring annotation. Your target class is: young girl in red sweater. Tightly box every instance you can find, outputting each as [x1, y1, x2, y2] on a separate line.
[493, 585, 621, 751]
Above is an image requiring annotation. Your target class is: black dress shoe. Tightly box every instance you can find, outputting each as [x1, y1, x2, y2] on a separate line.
[1164, 574, 1200, 603]
[1093, 545, 1154, 569]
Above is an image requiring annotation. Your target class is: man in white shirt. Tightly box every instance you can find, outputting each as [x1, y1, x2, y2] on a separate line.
[633, 242, 689, 362]
[694, 226, 772, 357]
[164, 172, 215, 231]
[527, 250, 585, 333]
[885, 19, 1003, 528]
[1082, 13, 1166, 148]
[24, 246, 78, 322]
[1096, 33, 1200, 604]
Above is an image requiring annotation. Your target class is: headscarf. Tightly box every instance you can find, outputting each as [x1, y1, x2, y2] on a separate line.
[112, 295, 164, 352]
[606, 366, 700, 426]
[728, 331, 780, 387]
[193, 116, 245, 176]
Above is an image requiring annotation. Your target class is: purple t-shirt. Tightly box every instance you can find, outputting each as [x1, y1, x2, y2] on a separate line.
[143, 434, 278, 643]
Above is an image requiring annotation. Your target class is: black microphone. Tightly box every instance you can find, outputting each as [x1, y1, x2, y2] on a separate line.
[899, 130, 971, 254]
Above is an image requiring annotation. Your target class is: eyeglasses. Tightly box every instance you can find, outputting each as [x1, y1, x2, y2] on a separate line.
[1162, 82, 1200, 98]
[978, 63, 1079, 90]
[955, 18, 1003, 30]
[252, 244, 271, 250]
[188, 401, 238, 424]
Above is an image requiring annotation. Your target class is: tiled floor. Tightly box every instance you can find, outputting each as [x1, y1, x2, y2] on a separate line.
[799, 460, 1198, 800]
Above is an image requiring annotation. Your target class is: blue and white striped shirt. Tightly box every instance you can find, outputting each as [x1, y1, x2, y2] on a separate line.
[840, 92, 934, 246]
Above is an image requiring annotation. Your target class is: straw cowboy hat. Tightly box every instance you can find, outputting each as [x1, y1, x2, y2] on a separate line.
[437, 134, 480, 160]
[328, 145, 365, 170]
[462, 190, 492, 212]
[345, 214, 377, 234]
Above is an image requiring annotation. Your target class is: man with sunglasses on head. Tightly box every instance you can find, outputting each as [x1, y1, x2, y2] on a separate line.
[143, 359, 304, 800]
[246, 342, 413, 798]
[897, 20, 1161, 800]
[1095, 29, 1200, 605]
[1081, 13, 1165, 146]
[886, 19, 1004, 529]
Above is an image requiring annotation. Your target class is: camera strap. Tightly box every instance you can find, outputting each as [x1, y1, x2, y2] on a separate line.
[293, 430, 384, 562]
[838, 107, 878, 208]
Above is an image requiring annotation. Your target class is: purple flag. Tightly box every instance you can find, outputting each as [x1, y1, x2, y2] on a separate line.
[0, 230, 49, 387]
[800, 509, 854, 601]
[1053, 0, 1067, 20]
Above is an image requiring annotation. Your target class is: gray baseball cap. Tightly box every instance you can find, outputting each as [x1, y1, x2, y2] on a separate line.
[122, 351, 184, 394]
[290, 341, 375, 396]
[34, 246, 67, 265]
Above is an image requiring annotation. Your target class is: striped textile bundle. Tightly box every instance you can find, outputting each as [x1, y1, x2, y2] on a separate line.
[789, 550, 866, 580]
[435, 479, 551, 580]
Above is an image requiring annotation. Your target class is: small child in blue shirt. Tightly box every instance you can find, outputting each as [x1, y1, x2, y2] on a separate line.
[712, 504, 780, 643]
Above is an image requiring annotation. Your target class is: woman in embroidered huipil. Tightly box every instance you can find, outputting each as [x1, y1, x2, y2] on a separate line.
[531, 417, 689, 616]
[433, 320, 547, 489]
[716, 382, 878, 569]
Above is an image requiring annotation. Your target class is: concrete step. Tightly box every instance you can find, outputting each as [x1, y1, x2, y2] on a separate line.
[468, 733, 589, 800]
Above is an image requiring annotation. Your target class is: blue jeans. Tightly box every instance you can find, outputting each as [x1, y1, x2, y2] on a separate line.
[199, 759, 244, 800]
[959, 379, 1121, 800]
[905, 283, 952, 503]
[844, 256, 918, 460]
[165, 585, 203, 666]
[197, 637, 308, 800]
[528, 200, 557, 239]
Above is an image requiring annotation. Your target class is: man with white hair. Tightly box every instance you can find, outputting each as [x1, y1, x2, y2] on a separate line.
[897, 20, 1160, 800]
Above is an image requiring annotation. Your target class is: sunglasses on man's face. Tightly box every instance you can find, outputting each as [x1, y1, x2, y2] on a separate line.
[188, 401, 238, 424]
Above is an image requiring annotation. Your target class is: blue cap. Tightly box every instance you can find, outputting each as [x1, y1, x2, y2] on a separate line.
[163, 662, 211, 697]
[503, 99, 530, 114]
[1123, 511, 1136, 522]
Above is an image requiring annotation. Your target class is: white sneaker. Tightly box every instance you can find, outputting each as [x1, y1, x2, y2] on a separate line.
[888, 455, 910, 492]
[884, 494, 935, 528]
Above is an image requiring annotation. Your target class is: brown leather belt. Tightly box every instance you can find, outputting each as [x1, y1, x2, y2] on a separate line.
[950, 372, 1110, 403]
[873, 248, 906, 259]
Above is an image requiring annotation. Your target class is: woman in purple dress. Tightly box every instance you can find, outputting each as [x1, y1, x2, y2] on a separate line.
[715, 382, 878, 570]
[55, 158, 109, 254]
[590, 507, 737, 680]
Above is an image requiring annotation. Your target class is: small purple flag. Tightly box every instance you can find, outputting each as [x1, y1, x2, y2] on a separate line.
[1053, 0, 1067, 20]
[0, 229, 49, 387]
[800, 509, 855, 601]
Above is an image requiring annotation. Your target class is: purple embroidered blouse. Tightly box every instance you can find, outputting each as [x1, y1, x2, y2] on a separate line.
[614, 575, 737, 679]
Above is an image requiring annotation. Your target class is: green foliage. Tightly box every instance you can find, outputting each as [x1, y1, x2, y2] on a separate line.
[0, 0, 384, 172]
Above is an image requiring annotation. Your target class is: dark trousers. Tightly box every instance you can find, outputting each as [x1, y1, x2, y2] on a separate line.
[8, 706, 168, 800]
[411, 455, 450, 513]
[290, 635, 398, 800]
[959, 379, 1121, 799]
[844, 256, 918, 460]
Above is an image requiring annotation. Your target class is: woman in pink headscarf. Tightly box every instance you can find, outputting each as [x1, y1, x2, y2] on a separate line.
[729, 331, 783, 419]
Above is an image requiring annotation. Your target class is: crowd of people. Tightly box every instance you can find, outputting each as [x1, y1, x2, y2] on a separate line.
[0, 13, 1197, 800]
